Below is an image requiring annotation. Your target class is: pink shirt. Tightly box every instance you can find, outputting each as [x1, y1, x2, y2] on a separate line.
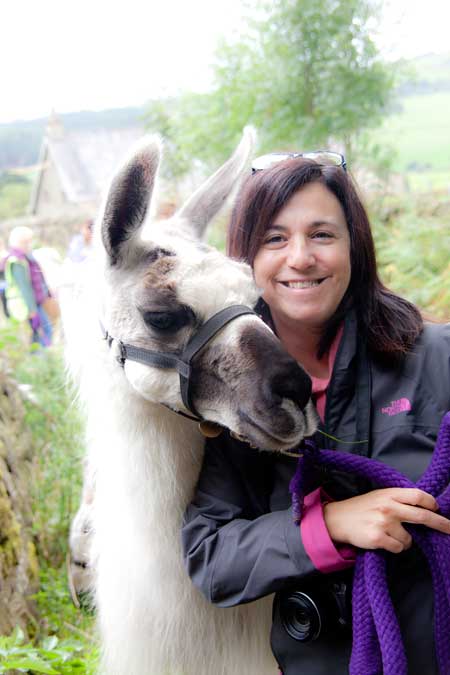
[310, 324, 343, 424]
[300, 326, 356, 572]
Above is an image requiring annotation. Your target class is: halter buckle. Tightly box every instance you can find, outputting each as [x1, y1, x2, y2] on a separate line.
[116, 340, 126, 367]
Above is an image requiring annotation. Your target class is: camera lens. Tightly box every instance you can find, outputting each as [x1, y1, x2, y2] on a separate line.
[279, 591, 322, 642]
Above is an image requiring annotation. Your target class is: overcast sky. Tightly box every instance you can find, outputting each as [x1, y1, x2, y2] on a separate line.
[2, 0, 449, 125]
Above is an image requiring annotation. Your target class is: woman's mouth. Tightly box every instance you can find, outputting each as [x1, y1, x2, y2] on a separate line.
[279, 278, 325, 289]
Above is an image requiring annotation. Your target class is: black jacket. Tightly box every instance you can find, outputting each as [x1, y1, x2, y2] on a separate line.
[182, 316, 450, 674]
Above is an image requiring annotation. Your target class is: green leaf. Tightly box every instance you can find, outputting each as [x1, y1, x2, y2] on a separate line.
[41, 635, 59, 651]
[11, 626, 25, 645]
[0, 656, 58, 674]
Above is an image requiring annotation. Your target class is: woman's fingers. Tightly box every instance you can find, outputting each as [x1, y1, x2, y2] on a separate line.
[386, 522, 413, 550]
[389, 488, 438, 511]
[394, 503, 450, 534]
[324, 487, 450, 553]
[378, 533, 409, 554]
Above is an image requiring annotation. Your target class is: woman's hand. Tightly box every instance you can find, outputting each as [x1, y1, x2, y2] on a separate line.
[323, 488, 450, 554]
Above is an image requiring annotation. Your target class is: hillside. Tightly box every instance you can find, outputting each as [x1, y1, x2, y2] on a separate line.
[371, 52, 450, 189]
[397, 52, 450, 95]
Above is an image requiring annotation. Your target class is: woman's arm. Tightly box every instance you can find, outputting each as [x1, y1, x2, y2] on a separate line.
[182, 435, 317, 607]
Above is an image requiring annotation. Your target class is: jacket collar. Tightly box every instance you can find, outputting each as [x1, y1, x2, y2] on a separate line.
[319, 310, 372, 456]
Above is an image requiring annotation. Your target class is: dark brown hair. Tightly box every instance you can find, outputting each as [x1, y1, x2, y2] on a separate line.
[227, 158, 423, 360]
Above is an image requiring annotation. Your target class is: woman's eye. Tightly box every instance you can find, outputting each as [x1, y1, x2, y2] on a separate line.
[264, 234, 285, 245]
[312, 231, 333, 240]
[143, 309, 192, 332]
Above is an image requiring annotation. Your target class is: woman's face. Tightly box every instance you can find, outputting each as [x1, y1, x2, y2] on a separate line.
[253, 181, 351, 334]
[18, 235, 33, 254]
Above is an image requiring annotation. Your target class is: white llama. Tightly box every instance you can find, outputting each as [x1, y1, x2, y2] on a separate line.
[66, 128, 317, 675]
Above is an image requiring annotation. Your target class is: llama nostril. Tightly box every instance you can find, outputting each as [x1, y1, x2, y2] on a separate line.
[269, 362, 312, 411]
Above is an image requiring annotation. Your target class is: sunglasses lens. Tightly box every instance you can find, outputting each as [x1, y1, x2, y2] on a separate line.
[252, 151, 345, 173]
[251, 153, 293, 172]
[301, 151, 343, 166]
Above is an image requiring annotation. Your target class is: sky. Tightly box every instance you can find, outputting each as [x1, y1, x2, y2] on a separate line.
[2, 0, 450, 125]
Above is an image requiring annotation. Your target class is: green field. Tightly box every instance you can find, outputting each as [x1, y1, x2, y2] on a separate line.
[370, 53, 450, 191]
[377, 91, 450, 172]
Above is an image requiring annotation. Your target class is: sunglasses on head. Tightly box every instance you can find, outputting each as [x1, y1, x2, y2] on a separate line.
[251, 150, 347, 174]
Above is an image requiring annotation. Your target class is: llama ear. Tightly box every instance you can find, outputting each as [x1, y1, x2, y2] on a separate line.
[101, 136, 162, 265]
[176, 126, 256, 239]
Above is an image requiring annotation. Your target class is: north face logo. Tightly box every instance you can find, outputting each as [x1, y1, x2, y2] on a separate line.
[381, 398, 412, 416]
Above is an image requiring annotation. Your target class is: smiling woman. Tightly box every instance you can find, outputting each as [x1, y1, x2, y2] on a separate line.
[182, 153, 450, 675]
[253, 182, 351, 373]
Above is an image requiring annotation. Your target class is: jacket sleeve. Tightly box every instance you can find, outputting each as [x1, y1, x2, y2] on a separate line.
[10, 262, 37, 313]
[182, 435, 317, 607]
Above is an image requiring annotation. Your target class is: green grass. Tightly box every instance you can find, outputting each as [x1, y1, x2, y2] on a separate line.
[13, 347, 86, 566]
[0, 332, 96, 674]
[405, 169, 450, 192]
[370, 54, 450, 189]
[0, 625, 97, 674]
[370, 191, 450, 319]
[407, 53, 450, 88]
[374, 91, 450, 174]
[0, 171, 32, 219]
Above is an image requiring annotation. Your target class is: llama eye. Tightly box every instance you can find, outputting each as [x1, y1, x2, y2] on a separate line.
[142, 308, 194, 332]
[143, 312, 179, 331]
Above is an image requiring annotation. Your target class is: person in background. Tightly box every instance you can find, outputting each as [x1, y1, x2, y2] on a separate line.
[66, 218, 93, 264]
[4, 226, 53, 347]
[0, 238, 9, 318]
[156, 199, 177, 220]
[182, 152, 450, 675]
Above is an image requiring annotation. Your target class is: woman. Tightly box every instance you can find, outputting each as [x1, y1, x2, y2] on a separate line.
[4, 226, 53, 347]
[182, 153, 450, 674]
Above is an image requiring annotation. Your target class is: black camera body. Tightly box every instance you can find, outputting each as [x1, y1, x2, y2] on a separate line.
[275, 573, 352, 643]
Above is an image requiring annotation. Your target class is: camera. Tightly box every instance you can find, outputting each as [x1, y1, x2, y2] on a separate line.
[276, 574, 352, 643]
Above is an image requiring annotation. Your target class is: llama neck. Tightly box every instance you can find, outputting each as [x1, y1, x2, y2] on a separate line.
[88, 374, 205, 522]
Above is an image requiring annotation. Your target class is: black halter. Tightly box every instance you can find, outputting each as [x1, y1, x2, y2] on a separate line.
[100, 305, 256, 420]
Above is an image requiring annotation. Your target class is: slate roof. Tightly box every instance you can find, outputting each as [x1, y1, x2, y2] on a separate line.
[30, 119, 144, 212]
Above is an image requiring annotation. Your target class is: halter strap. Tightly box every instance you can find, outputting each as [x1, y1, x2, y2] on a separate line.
[101, 304, 256, 419]
[178, 305, 256, 416]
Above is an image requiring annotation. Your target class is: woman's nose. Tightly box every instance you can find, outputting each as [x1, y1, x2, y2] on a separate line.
[286, 238, 315, 269]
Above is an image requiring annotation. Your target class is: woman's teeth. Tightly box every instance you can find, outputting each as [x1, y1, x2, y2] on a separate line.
[283, 280, 321, 288]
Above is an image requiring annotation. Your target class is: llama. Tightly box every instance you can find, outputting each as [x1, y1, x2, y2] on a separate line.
[66, 128, 317, 675]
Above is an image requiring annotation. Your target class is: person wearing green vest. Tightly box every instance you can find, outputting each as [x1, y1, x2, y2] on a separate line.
[4, 226, 53, 347]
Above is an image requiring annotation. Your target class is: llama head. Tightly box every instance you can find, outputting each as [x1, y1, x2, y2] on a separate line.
[97, 129, 317, 451]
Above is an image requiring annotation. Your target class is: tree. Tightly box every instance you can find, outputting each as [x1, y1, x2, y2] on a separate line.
[144, 98, 191, 180]
[166, 0, 394, 169]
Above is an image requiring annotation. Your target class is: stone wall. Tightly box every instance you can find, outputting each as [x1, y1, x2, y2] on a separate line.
[0, 368, 39, 635]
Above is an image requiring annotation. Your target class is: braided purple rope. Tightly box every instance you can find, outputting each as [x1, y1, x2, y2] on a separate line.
[290, 411, 450, 675]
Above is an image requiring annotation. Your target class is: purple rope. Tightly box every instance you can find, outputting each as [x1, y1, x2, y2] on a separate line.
[289, 411, 450, 675]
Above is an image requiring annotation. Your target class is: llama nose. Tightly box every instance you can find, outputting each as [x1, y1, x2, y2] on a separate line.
[267, 357, 312, 411]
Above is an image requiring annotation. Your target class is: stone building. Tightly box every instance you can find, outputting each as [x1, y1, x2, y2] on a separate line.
[29, 113, 143, 218]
